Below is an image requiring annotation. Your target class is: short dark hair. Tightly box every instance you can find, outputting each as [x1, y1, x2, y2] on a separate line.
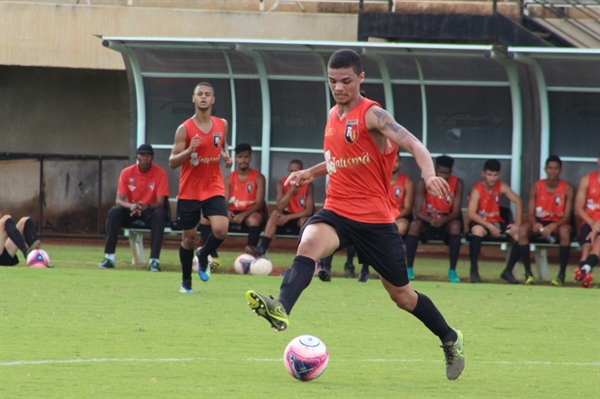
[435, 155, 454, 169]
[194, 82, 214, 93]
[234, 143, 252, 154]
[483, 159, 501, 172]
[289, 159, 303, 169]
[328, 49, 362, 76]
[545, 155, 562, 167]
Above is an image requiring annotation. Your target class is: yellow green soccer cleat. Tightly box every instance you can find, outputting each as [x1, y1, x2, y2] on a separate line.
[441, 329, 465, 380]
[211, 257, 223, 272]
[246, 290, 289, 332]
[525, 274, 535, 285]
[551, 274, 564, 287]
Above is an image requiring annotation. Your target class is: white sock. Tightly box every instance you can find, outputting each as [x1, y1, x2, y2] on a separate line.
[582, 264, 591, 274]
[105, 254, 115, 261]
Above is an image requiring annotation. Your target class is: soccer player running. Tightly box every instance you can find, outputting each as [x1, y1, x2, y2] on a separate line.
[246, 49, 465, 380]
[169, 82, 232, 294]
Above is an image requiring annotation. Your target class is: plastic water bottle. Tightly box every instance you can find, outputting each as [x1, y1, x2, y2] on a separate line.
[539, 227, 556, 244]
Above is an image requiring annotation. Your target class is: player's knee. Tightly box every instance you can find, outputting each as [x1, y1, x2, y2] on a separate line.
[391, 291, 416, 311]
[471, 225, 486, 237]
[182, 234, 195, 249]
[559, 224, 572, 238]
[246, 213, 263, 227]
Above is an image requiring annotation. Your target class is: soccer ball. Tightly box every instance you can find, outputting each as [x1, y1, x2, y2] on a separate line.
[26, 249, 50, 268]
[283, 335, 329, 382]
[234, 253, 254, 275]
[250, 257, 273, 276]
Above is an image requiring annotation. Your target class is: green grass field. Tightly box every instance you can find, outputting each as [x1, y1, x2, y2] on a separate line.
[1, 244, 599, 398]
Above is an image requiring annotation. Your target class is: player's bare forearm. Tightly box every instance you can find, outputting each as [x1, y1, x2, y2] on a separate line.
[308, 162, 328, 178]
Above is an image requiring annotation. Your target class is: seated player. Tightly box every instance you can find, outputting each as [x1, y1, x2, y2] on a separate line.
[98, 144, 169, 271]
[405, 155, 464, 283]
[0, 213, 41, 266]
[198, 143, 265, 267]
[502, 156, 574, 286]
[573, 152, 600, 288]
[246, 159, 314, 260]
[467, 159, 522, 284]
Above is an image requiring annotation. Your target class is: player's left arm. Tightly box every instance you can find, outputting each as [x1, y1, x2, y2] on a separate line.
[221, 119, 233, 168]
[558, 183, 575, 228]
[365, 106, 447, 198]
[501, 182, 523, 227]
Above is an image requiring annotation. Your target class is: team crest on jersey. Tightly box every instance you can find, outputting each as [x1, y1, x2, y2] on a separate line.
[394, 187, 402, 198]
[213, 132, 223, 148]
[555, 194, 563, 206]
[148, 182, 155, 191]
[345, 120, 359, 144]
[246, 182, 254, 194]
[128, 178, 136, 192]
[299, 196, 305, 207]
[493, 193, 499, 203]
[445, 192, 453, 204]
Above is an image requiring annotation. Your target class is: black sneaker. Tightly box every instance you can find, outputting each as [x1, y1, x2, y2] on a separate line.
[180, 279, 193, 294]
[500, 270, 519, 284]
[357, 272, 369, 283]
[318, 268, 331, 282]
[344, 263, 355, 279]
[98, 258, 115, 269]
[245, 245, 262, 258]
[148, 260, 161, 272]
[470, 270, 482, 283]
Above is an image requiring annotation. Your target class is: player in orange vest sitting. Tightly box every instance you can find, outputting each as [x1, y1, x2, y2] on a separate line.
[500, 156, 574, 286]
[467, 159, 523, 284]
[573, 152, 600, 288]
[246, 159, 315, 259]
[405, 155, 464, 283]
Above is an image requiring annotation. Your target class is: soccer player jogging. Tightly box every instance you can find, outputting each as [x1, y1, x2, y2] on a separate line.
[246, 49, 465, 380]
[169, 82, 232, 294]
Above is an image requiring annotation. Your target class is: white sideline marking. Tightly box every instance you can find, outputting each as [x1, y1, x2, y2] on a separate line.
[1, 357, 598, 367]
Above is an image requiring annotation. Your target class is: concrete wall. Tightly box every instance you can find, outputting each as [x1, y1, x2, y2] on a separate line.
[0, 2, 358, 70]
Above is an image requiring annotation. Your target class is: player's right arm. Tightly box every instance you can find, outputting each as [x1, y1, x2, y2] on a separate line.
[467, 187, 496, 234]
[169, 125, 199, 169]
[276, 180, 293, 212]
[526, 183, 538, 227]
[286, 162, 327, 187]
[413, 179, 432, 223]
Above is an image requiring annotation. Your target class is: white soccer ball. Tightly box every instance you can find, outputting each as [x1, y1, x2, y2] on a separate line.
[234, 253, 254, 275]
[250, 257, 273, 276]
[26, 249, 50, 268]
[283, 335, 329, 382]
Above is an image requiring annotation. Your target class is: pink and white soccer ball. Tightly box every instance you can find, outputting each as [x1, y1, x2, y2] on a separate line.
[234, 254, 254, 275]
[283, 335, 329, 382]
[26, 249, 50, 268]
[250, 257, 273, 276]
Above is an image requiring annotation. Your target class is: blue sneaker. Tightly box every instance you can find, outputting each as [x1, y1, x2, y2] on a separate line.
[179, 280, 193, 294]
[448, 269, 461, 283]
[407, 267, 414, 281]
[195, 248, 211, 282]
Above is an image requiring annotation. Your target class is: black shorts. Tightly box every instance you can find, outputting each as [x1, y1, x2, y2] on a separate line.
[228, 210, 266, 233]
[0, 249, 19, 266]
[274, 211, 308, 235]
[580, 223, 596, 246]
[176, 196, 228, 231]
[301, 209, 408, 287]
[468, 221, 509, 239]
[419, 218, 463, 245]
